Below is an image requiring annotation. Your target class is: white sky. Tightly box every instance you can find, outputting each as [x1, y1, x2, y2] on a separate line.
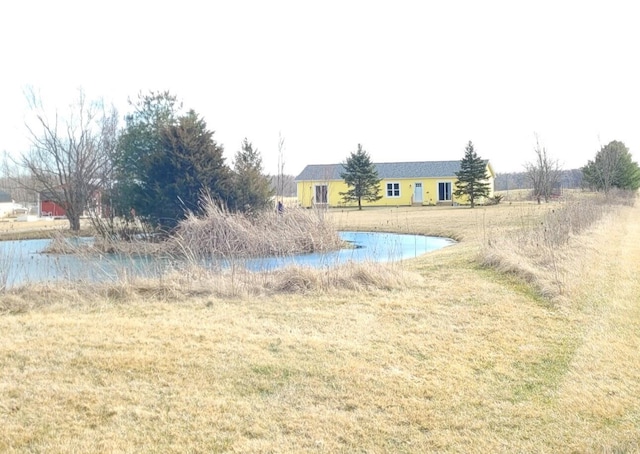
[1, 0, 639, 176]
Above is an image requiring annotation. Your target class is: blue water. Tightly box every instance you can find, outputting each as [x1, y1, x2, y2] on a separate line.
[0, 232, 454, 288]
[239, 231, 454, 271]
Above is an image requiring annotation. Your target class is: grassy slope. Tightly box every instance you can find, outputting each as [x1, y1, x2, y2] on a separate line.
[1, 202, 639, 452]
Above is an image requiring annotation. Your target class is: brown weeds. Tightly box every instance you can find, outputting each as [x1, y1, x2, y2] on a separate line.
[479, 190, 637, 298]
[171, 199, 343, 259]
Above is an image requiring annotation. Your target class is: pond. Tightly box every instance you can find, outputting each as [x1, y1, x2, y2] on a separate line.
[0, 231, 455, 289]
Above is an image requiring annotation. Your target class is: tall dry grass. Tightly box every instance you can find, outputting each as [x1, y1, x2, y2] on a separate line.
[0, 259, 421, 314]
[171, 200, 343, 259]
[479, 190, 636, 298]
[0, 244, 13, 292]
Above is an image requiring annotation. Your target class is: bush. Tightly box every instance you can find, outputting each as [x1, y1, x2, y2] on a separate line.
[485, 194, 504, 205]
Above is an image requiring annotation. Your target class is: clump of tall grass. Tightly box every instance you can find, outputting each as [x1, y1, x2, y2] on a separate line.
[127, 260, 415, 299]
[42, 230, 170, 256]
[480, 190, 636, 298]
[263, 260, 415, 294]
[170, 196, 343, 260]
[0, 244, 14, 292]
[79, 195, 343, 261]
[0, 260, 420, 312]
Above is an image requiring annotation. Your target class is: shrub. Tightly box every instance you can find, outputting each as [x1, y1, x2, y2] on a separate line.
[485, 194, 504, 205]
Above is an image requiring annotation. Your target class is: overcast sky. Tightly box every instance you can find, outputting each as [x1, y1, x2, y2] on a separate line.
[1, 0, 638, 176]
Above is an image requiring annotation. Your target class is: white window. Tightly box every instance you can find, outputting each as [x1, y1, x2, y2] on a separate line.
[386, 182, 400, 198]
[438, 182, 452, 201]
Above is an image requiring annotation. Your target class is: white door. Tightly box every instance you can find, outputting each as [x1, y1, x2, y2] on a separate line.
[413, 182, 423, 203]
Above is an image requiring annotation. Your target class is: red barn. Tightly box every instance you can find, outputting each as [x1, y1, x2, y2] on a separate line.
[40, 199, 67, 217]
[39, 188, 107, 218]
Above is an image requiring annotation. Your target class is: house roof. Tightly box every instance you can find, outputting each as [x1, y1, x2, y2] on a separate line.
[0, 190, 12, 203]
[295, 160, 474, 181]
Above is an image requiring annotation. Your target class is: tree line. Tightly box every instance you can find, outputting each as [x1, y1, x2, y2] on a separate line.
[6, 90, 293, 231]
[514, 139, 639, 200]
[495, 170, 583, 192]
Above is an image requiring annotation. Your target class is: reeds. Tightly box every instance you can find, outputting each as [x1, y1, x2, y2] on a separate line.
[0, 260, 418, 313]
[170, 197, 343, 260]
[0, 243, 13, 292]
[480, 189, 637, 298]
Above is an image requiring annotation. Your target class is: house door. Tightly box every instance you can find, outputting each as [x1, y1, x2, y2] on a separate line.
[315, 184, 328, 205]
[413, 182, 423, 203]
[438, 182, 452, 202]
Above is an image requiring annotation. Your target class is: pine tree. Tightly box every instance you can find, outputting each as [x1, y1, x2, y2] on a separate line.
[157, 110, 234, 221]
[582, 140, 640, 192]
[233, 138, 274, 212]
[453, 141, 490, 208]
[114, 92, 234, 230]
[340, 144, 382, 210]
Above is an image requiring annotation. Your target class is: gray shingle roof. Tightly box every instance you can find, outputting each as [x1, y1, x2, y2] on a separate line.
[295, 161, 464, 181]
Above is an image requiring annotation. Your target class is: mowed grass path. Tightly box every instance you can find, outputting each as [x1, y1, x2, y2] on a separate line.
[1, 202, 640, 452]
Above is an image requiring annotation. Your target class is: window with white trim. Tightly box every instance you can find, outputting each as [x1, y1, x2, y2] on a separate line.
[386, 182, 400, 198]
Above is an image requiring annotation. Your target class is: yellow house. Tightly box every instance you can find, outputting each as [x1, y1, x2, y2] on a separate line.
[295, 160, 495, 208]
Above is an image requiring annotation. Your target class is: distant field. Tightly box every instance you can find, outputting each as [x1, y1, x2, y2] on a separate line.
[495, 187, 532, 201]
[0, 218, 68, 232]
[1, 195, 639, 452]
[0, 218, 80, 241]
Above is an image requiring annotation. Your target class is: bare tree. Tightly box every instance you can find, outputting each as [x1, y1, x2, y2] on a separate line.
[524, 134, 561, 203]
[20, 88, 118, 230]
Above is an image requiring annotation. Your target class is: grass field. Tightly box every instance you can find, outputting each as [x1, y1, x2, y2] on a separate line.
[0, 218, 71, 240]
[1, 197, 639, 453]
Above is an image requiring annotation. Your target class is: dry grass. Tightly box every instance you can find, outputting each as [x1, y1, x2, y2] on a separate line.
[172, 201, 343, 259]
[0, 218, 75, 241]
[479, 191, 635, 298]
[2, 195, 640, 452]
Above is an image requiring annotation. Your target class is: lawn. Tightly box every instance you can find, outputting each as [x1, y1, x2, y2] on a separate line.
[1, 198, 639, 453]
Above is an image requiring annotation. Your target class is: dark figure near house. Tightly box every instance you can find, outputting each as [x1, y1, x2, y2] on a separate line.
[277, 201, 284, 214]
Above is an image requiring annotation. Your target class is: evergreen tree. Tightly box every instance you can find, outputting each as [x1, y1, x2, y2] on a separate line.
[113, 91, 180, 223]
[453, 141, 491, 208]
[339, 144, 382, 210]
[582, 140, 640, 192]
[156, 110, 234, 223]
[113, 92, 233, 230]
[233, 138, 274, 212]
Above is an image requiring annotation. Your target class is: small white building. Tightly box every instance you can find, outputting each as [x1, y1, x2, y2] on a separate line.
[0, 190, 27, 218]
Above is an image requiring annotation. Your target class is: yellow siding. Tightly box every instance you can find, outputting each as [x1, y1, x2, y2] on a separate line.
[297, 178, 466, 208]
[296, 163, 495, 208]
